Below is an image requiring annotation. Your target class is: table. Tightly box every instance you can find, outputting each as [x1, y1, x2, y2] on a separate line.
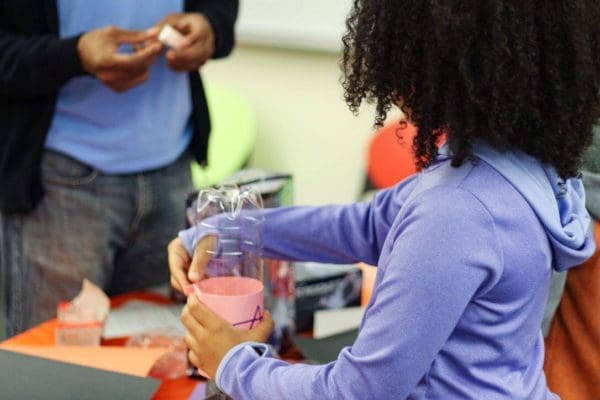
[2, 291, 199, 400]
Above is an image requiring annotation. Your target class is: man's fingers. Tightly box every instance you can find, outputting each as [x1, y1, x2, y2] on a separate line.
[118, 71, 150, 92]
[166, 46, 197, 63]
[159, 13, 183, 29]
[166, 48, 209, 72]
[100, 68, 148, 92]
[145, 26, 160, 36]
[114, 27, 157, 45]
[175, 21, 203, 44]
[111, 42, 162, 70]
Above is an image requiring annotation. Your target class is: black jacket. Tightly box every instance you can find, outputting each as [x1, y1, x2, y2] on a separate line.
[0, 0, 238, 213]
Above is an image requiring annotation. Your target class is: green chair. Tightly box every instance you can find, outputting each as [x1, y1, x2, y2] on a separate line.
[191, 84, 257, 189]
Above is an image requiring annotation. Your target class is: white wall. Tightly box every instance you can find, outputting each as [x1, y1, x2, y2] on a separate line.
[202, 45, 378, 206]
[236, 0, 352, 53]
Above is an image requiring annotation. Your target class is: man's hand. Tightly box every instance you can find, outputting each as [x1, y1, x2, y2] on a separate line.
[78, 26, 162, 92]
[155, 13, 215, 71]
[168, 235, 217, 293]
[182, 294, 274, 378]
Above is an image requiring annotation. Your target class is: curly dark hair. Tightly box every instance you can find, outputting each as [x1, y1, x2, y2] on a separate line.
[342, 1, 600, 178]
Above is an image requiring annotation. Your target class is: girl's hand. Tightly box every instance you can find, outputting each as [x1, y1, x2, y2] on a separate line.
[167, 235, 216, 293]
[181, 294, 274, 378]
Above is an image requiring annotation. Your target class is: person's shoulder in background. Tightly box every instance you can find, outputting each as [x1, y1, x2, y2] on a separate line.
[582, 125, 600, 219]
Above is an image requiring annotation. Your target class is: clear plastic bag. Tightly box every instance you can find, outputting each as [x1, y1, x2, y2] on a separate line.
[126, 330, 187, 380]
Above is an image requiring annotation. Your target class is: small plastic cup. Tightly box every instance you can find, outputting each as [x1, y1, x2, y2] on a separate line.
[55, 302, 103, 346]
[193, 276, 264, 329]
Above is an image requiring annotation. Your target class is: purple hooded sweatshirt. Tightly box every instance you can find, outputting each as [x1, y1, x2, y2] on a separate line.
[180, 141, 595, 399]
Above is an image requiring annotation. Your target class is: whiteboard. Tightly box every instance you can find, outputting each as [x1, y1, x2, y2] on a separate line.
[236, 0, 354, 53]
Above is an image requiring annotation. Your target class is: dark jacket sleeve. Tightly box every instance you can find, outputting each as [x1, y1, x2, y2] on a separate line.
[187, 0, 239, 58]
[0, 31, 86, 98]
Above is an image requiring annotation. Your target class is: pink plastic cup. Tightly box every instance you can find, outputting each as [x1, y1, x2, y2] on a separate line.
[193, 276, 264, 329]
[191, 276, 264, 378]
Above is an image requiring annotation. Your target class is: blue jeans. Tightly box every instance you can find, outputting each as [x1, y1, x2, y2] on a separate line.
[0, 150, 193, 337]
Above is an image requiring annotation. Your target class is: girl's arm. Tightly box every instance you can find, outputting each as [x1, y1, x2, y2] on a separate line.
[215, 187, 503, 399]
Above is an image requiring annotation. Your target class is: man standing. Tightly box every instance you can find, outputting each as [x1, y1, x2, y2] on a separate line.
[0, 0, 238, 337]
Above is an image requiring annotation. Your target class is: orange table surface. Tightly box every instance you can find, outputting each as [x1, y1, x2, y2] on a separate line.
[2, 291, 199, 400]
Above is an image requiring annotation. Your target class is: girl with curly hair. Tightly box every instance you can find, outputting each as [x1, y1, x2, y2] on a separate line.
[170, 1, 600, 398]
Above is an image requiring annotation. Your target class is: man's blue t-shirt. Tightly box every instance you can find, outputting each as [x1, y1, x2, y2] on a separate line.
[46, 0, 192, 173]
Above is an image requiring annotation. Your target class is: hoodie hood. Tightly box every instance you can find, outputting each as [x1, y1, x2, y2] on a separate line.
[440, 141, 595, 271]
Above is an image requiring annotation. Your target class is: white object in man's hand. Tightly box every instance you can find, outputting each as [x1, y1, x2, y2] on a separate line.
[154, 12, 215, 72]
[158, 24, 188, 49]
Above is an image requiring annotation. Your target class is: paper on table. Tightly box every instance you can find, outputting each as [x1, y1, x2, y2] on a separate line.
[0, 344, 167, 377]
[313, 306, 365, 339]
[103, 300, 184, 339]
[0, 349, 161, 400]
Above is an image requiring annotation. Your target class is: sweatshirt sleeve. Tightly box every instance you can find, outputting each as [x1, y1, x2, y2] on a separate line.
[179, 176, 420, 266]
[189, 0, 238, 59]
[214, 187, 504, 399]
[0, 31, 85, 98]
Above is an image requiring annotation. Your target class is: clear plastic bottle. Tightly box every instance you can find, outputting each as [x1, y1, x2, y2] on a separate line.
[188, 184, 265, 380]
